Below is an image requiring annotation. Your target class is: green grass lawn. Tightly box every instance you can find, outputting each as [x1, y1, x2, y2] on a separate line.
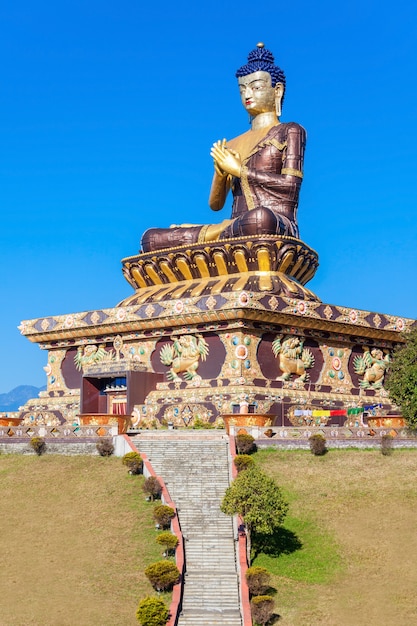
[2, 448, 417, 625]
[0, 455, 169, 626]
[251, 448, 417, 625]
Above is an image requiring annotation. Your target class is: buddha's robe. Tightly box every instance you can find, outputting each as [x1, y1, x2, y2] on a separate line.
[141, 122, 306, 252]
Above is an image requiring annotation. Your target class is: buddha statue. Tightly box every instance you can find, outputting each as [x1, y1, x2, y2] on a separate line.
[141, 43, 306, 253]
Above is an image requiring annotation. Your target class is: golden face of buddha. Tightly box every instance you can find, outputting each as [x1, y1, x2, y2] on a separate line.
[238, 70, 282, 117]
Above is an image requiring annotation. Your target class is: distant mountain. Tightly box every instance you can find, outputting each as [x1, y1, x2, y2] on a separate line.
[0, 385, 46, 412]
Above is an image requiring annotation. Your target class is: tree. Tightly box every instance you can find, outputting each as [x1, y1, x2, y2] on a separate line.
[96, 439, 114, 456]
[153, 505, 175, 529]
[235, 433, 256, 454]
[245, 566, 271, 596]
[122, 451, 143, 474]
[29, 437, 46, 456]
[156, 531, 179, 556]
[221, 466, 288, 564]
[385, 328, 417, 430]
[250, 595, 275, 625]
[308, 433, 327, 456]
[136, 596, 169, 626]
[143, 476, 163, 501]
[144, 561, 180, 591]
[234, 454, 255, 473]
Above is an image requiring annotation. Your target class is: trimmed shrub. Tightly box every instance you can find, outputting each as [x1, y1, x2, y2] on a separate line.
[192, 417, 213, 429]
[122, 451, 143, 475]
[250, 595, 275, 625]
[153, 505, 175, 529]
[381, 434, 394, 456]
[234, 454, 255, 473]
[144, 561, 180, 591]
[96, 439, 114, 456]
[29, 437, 46, 456]
[246, 566, 271, 596]
[235, 433, 256, 454]
[136, 596, 169, 626]
[309, 433, 327, 456]
[143, 476, 163, 501]
[156, 531, 179, 556]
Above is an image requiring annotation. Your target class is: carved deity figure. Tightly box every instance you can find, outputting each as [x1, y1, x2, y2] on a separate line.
[141, 43, 306, 252]
[160, 334, 209, 381]
[353, 347, 391, 389]
[272, 335, 314, 382]
[74, 344, 114, 371]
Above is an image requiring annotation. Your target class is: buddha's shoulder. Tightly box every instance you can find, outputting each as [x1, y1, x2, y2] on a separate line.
[227, 122, 306, 154]
[227, 122, 306, 142]
[274, 121, 307, 137]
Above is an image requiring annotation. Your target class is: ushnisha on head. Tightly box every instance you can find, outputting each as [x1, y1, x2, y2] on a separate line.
[236, 42, 285, 118]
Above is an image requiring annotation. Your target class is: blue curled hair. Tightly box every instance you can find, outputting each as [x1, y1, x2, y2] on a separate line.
[236, 45, 286, 90]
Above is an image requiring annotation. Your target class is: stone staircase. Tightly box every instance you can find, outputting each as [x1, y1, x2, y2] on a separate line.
[132, 431, 243, 626]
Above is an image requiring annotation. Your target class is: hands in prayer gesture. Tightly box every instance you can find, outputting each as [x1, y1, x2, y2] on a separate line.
[211, 139, 241, 179]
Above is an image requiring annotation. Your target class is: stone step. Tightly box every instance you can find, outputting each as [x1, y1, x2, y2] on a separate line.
[182, 607, 241, 615]
[180, 616, 242, 620]
[130, 430, 227, 437]
[179, 610, 242, 626]
[182, 587, 238, 595]
[135, 434, 242, 625]
[184, 544, 236, 552]
[138, 453, 229, 458]
[181, 614, 241, 619]
[184, 553, 237, 563]
[182, 597, 239, 603]
[185, 563, 237, 572]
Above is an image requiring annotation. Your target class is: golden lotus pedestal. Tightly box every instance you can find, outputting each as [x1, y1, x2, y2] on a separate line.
[79, 414, 131, 434]
[222, 414, 274, 435]
[119, 235, 320, 306]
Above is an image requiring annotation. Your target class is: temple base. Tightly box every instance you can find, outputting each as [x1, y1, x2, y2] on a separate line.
[14, 274, 414, 432]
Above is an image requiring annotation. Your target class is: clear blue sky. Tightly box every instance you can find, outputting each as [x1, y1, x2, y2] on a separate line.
[1, 0, 416, 392]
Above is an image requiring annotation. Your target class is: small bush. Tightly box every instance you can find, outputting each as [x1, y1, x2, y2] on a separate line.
[309, 433, 327, 456]
[122, 451, 143, 475]
[246, 566, 271, 596]
[144, 561, 180, 591]
[250, 595, 275, 625]
[96, 439, 114, 456]
[143, 476, 163, 501]
[156, 531, 179, 556]
[136, 596, 169, 626]
[29, 437, 46, 456]
[381, 434, 394, 456]
[153, 505, 175, 529]
[192, 417, 213, 429]
[235, 433, 256, 454]
[234, 454, 255, 473]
